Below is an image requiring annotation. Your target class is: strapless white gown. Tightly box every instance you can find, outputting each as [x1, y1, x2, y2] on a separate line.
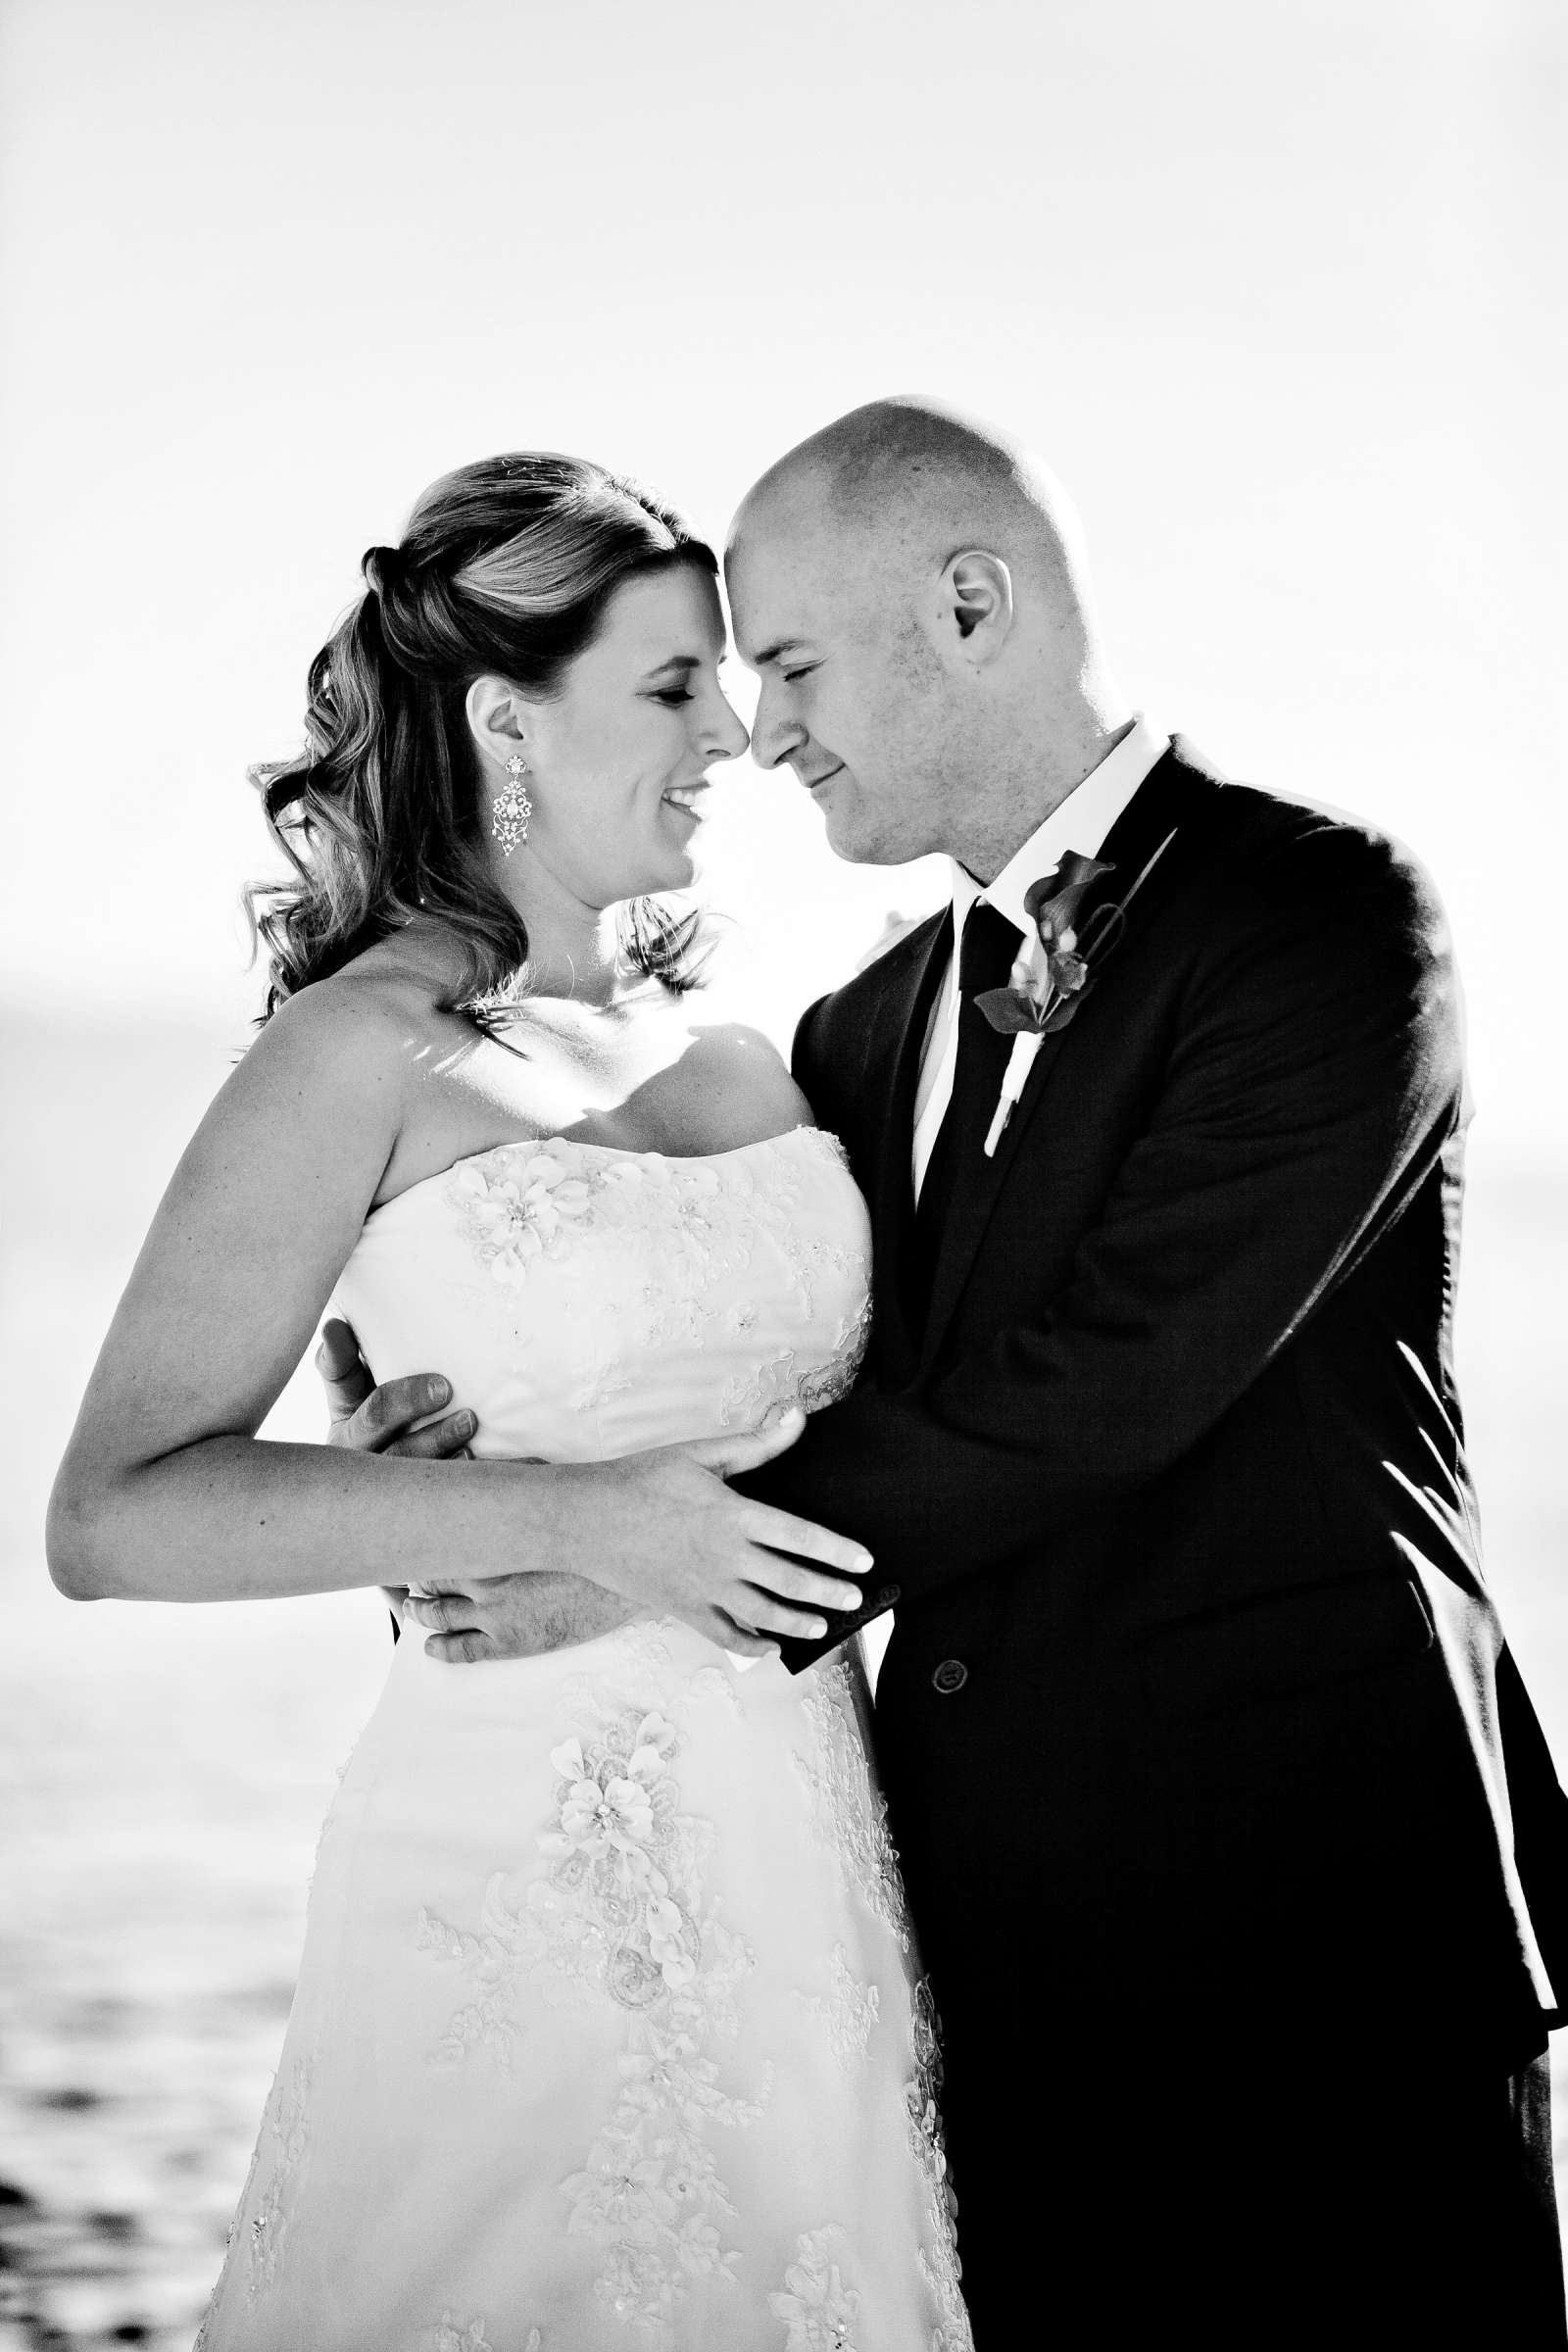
[196, 1127, 971, 2352]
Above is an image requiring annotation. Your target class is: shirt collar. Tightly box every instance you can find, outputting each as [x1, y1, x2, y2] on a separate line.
[949, 715, 1171, 937]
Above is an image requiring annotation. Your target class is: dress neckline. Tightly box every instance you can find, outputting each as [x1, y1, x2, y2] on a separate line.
[365, 1122, 834, 1223]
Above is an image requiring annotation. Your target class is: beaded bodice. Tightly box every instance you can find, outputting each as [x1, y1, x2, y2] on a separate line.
[332, 1125, 872, 1463]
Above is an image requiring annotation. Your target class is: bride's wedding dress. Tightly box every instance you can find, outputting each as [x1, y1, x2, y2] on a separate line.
[197, 1126, 970, 2352]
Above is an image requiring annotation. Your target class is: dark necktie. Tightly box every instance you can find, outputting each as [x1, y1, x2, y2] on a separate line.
[913, 899, 1021, 1268]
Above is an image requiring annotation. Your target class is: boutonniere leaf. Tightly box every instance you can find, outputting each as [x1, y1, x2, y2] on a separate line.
[973, 966, 1047, 1034]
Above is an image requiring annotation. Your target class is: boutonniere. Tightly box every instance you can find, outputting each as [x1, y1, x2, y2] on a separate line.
[975, 830, 1179, 1155]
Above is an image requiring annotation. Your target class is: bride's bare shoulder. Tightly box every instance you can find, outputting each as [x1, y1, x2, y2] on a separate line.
[239, 943, 466, 1117]
[665, 1010, 814, 1147]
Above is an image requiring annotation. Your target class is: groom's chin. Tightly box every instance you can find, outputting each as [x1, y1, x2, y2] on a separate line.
[824, 824, 904, 867]
[818, 804, 887, 866]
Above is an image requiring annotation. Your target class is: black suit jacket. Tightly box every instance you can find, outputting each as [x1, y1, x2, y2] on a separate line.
[740, 738, 1568, 2060]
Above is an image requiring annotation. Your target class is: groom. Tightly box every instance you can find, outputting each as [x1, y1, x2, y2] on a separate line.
[325, 400, 1568, 2344]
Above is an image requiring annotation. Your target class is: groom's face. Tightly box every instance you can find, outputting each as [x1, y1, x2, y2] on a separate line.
[725, 509, 959, 867]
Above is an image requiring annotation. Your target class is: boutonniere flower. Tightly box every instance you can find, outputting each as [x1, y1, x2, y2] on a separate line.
[975, 830, 1178, 1155]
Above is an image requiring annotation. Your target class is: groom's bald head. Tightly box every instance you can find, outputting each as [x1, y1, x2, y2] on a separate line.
[725, 397, 1127, 876]
[732, 396, 1092, 615]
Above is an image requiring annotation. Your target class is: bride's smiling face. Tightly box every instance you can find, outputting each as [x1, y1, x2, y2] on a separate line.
[470, 564, 749, 907]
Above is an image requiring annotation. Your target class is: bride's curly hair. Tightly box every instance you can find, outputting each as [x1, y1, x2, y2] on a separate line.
[247, 453, 719, 1024]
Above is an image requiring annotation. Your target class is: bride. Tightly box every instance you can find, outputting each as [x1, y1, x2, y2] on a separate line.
[47, 452, 971, 2352]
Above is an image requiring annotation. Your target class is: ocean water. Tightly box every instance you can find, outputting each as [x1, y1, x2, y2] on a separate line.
[2, 1002, 1565, 2347]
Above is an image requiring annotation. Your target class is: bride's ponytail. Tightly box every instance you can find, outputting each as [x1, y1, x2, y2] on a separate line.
[247, 455, 717, 1024]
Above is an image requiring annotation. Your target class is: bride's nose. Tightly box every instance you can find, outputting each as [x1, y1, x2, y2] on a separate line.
[705, 689, 750, 762]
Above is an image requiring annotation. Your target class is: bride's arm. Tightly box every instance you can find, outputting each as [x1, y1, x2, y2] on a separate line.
[317, 1314, 631, 1662]
[49, 980, 534, 1604]
[46, 981, 866, 1648]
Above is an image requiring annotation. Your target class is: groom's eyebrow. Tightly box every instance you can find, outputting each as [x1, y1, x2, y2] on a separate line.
[753, 637, 807, 666]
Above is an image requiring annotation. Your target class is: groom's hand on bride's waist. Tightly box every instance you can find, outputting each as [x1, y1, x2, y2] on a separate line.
[320, 1340, 623, 1659]
[321, 1305, 631, 1658]
[318, 1317, 488, 1633]
[404, 1572, 634, 1664]
[316, 1327, 869, 1659]
[318, 1318, 478, 1462]
[402, 1426, 870, 1663]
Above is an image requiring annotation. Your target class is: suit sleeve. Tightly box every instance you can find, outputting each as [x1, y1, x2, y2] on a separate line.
[789, 995, 831, 1119]
[739, 827, 1465, 1649]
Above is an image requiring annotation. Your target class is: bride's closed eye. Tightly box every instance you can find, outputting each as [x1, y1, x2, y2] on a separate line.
[651, 689, 696, 706]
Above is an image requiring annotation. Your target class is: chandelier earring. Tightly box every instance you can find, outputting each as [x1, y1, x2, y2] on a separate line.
[492, 754, 533, 858]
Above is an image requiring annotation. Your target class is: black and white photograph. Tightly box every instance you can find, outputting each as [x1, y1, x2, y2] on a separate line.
[2, 2, 1565, 2345]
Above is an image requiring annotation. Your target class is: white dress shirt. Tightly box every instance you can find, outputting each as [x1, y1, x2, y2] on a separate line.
[911, 716, 1171, 1200]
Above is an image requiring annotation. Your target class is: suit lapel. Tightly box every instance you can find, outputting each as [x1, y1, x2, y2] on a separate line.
[917, 747, 1209, 1369]
[865, 907, 953, 1385]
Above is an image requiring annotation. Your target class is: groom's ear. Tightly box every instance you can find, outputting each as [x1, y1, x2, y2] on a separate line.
[941, 550, 1013, 666]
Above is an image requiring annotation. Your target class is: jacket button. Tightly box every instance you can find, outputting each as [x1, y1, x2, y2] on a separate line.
[932, 1658, 968, 1694]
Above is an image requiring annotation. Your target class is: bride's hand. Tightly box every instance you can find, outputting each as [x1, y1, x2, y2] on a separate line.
[557, 1410, 868, 1658]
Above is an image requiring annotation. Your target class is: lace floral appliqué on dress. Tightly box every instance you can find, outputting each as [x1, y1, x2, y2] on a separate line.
[793, 1663, 908, 1949]
[446, 1132, 871, 1439]
[419, 1638, 769, 2339]
[199, 1127, 970, 2350]
[545, 1676, 767, 2331]
[795, 1944, 881, 2072]
[768, 2228, 861, 2350]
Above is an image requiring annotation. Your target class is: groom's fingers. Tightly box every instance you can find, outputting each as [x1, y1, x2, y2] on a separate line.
[422, 1627, 494, 1665]
[329, 1374, 462, 1454]
[406, 1591, 473, 1634]
[320, 1318, 475, 1458]
[316, 1317, 375, 1418]
[380, 1413, 475, 1462]
[407, 1589, 493, 1662]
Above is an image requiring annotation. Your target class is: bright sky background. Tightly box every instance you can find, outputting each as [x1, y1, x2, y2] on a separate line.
[3, 9, 1567, 2302]
[1, 0, 1563, 1146]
